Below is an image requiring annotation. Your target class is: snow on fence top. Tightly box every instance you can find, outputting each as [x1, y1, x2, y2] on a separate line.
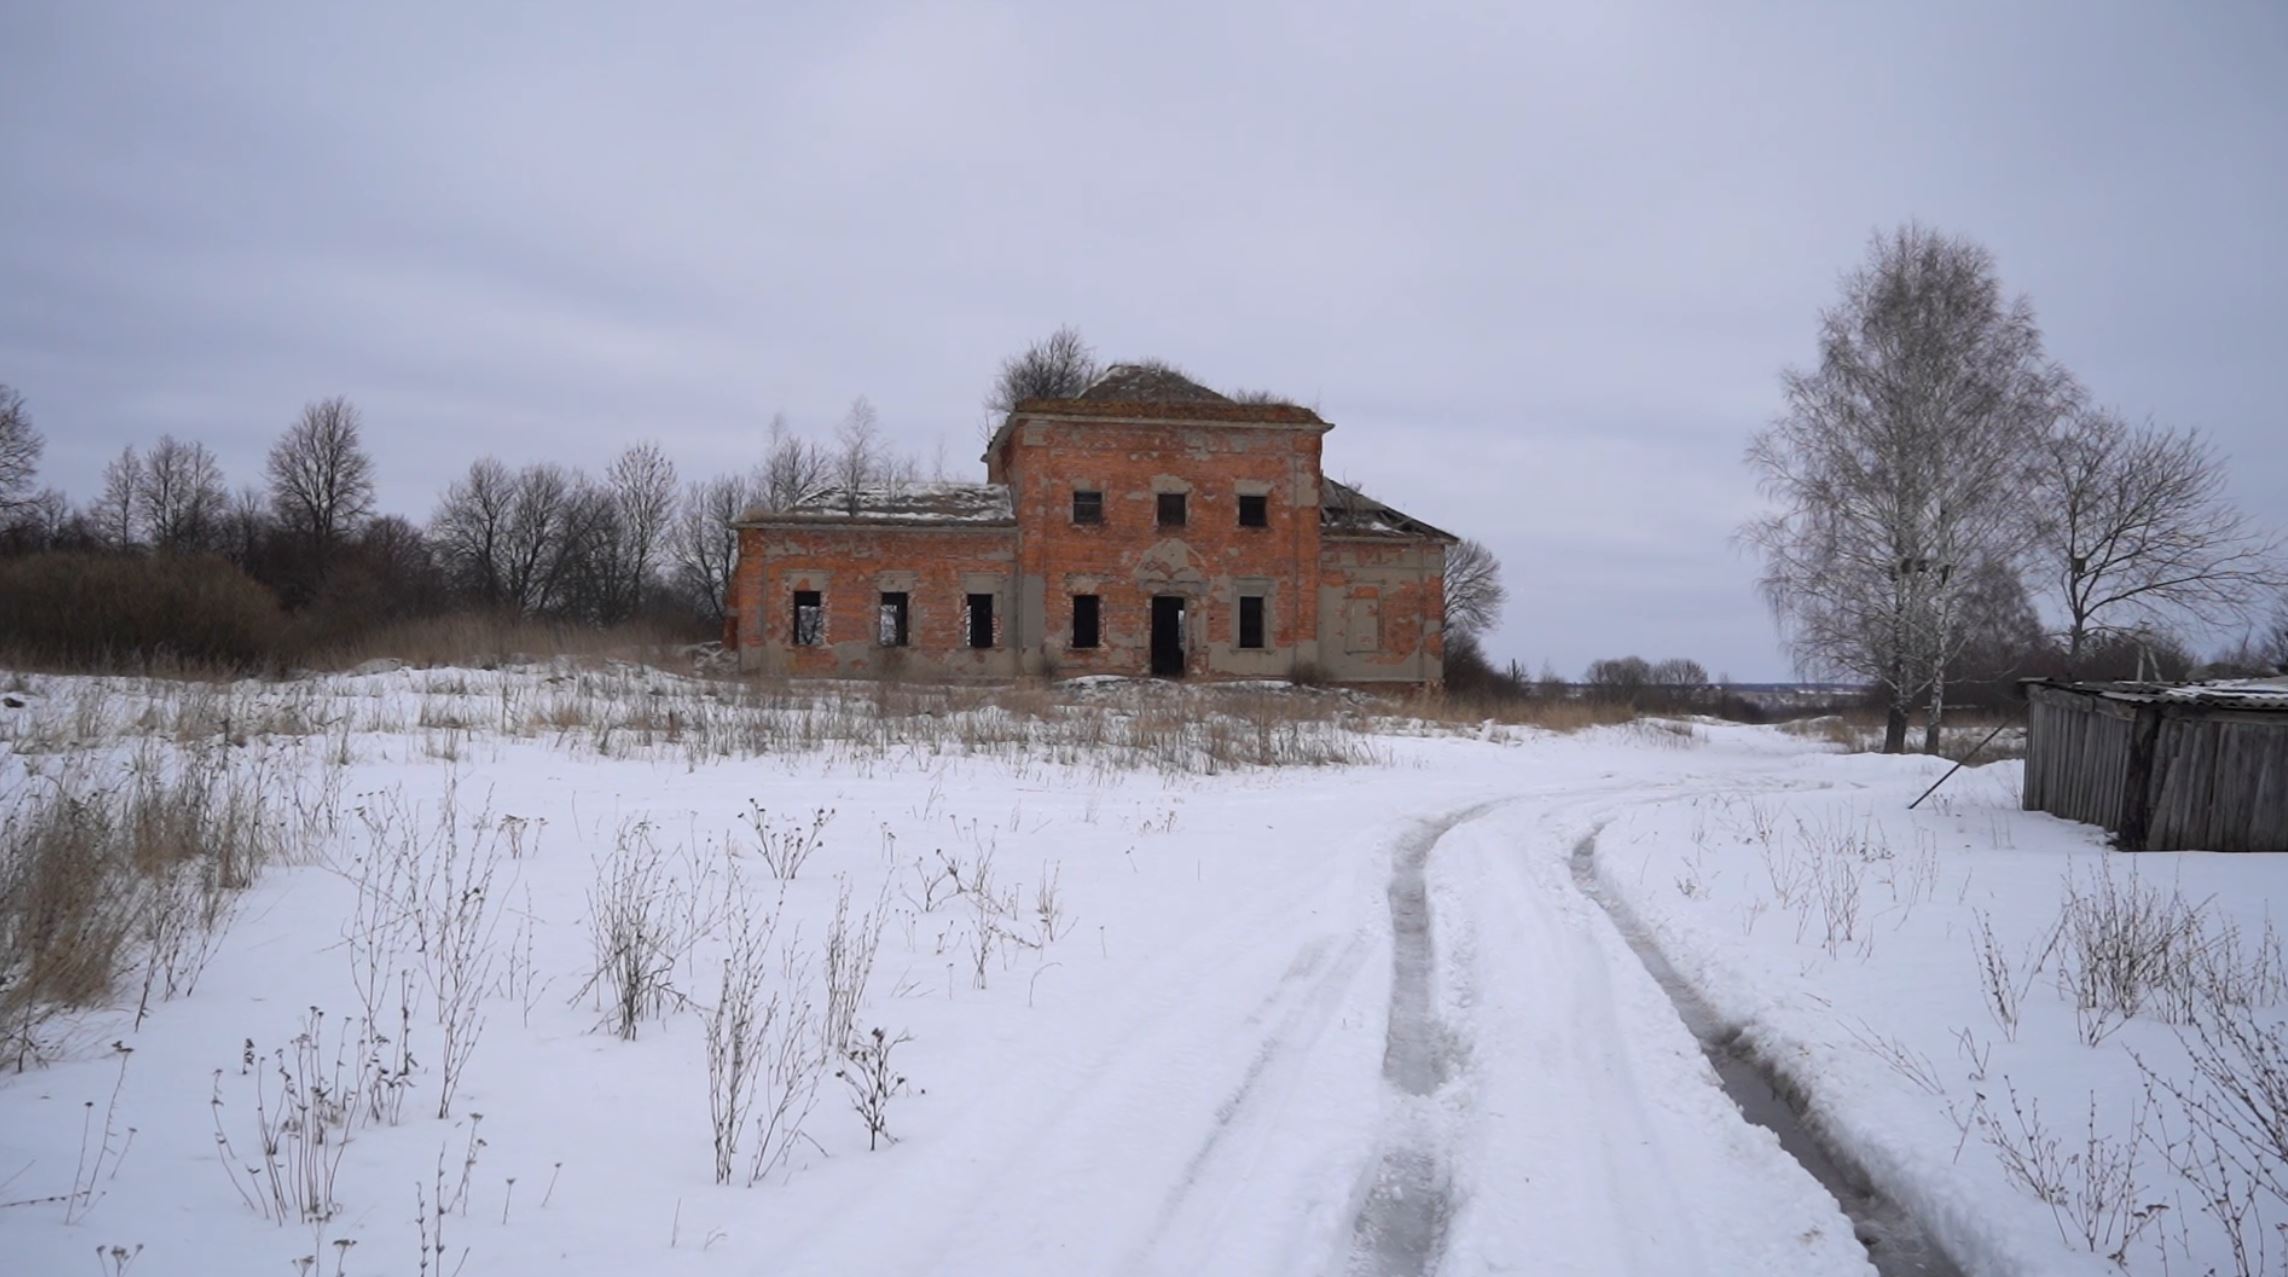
[2025, 676, 2288, 713]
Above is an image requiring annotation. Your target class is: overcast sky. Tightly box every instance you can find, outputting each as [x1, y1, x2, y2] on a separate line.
[3, 2, 2282, 679]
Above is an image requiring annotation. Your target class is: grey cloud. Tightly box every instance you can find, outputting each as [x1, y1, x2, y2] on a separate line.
[3, 1, 2282, 678]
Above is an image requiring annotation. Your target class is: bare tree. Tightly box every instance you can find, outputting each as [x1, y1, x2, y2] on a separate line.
[222, 484, 268, 572]
[669, 470, 764, 627]
[0, 385, 43, 511]
[760, 413, 827, 512]
[2034, 408, 2284, 669]
[2265, 603, 2288, 674]
[599, 442, 677, 621]
[985, 325, 1099, 417]
[832, 397, 881, 515]
[431, 457, 516, 607]
[1650, 657, 1710, 686]
[138, 435, 227, 553]
[1745, 225, 2073, 753]
[358, 514, 446, 618]
[96, 445, 143, 549]
[266, 396, 376, 580]
[496, 463, 596, 615]
[1585, 656, 1654, 702]
[1443, 538, 1506, 639]
[0, 488, 74, 554]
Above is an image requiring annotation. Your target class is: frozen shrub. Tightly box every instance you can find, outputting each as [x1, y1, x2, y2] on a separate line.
[2056, 864, 2210, 1046]
[837, 1027, 911, 1152]
[743, 803, 831, 880]
[820, 875, 886, 1060]
[579, 821, 693, 1039]
[0, 551, 285, 672]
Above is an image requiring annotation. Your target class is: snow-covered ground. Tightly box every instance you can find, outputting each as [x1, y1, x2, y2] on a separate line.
[0, 668, 2279, 1276]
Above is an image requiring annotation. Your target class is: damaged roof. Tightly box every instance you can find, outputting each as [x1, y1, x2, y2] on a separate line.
[1321, 479, 1458, 542]
[1005, 363, 1325, 427]
[1078, 363, 1231, 404]
[734, 481, 1016, 528]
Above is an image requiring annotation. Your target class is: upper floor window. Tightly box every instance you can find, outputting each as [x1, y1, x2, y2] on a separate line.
[1157, 492, 1187, 528]
[1238, 494, 1269, 528]
[1072, 490, 1103, 525]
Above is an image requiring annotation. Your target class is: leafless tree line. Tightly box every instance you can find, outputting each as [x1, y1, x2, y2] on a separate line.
[1746, 225, 2285, 753]
[0, 384, 928, 634]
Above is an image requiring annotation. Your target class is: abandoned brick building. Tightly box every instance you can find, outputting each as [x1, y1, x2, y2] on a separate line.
[725, 365, 1456, 685]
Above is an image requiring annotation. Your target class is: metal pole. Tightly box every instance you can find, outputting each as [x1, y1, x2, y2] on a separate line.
[1908, 721, 2012, 810]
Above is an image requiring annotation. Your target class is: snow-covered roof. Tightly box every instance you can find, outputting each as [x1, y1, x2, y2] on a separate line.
[735, 481, 1016, 528]
[1321, 479, 1458, 542]
[2030, 676, 2288, 712]
[2157, 677, 2288, 708]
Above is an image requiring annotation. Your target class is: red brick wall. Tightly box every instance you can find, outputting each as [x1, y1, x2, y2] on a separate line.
[1318, 537, 1446, 685]
[1001, 415, 1325, 678]
[728, 411, 1447, 686]
[730, 523, 1021, 678]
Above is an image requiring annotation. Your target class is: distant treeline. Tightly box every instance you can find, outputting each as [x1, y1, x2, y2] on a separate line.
[0, 389, 921, 671]
[1444, 628, 2281, 724]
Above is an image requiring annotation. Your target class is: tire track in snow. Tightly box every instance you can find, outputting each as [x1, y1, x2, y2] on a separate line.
[1347, 801, 1505, 1277]
[1131, 928, 1373, 1273]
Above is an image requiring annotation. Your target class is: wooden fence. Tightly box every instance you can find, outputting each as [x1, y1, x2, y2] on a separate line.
[2024, 681, 2288, 852]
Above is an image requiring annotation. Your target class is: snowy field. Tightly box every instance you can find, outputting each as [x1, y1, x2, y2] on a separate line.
[0, 666, 2281, 1276]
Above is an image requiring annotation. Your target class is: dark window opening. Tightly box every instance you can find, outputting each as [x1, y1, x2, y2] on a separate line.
[1071, 594, 1100, 649]
[966, 593, 995, 648]
[1157, 491, 1187, 528]
[1238, 494, 1269, 528]
[791, 590, 823, 646]
[1239, 595, 1266, 650]
[878, 591, 909, 646]
[1072, 491, 1103, 525]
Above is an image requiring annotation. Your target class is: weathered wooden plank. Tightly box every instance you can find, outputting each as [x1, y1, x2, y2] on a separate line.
[2024, 684, 2286, 851]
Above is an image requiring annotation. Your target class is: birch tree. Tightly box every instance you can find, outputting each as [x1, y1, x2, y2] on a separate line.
[2033, 408, 2284, 667]
[1745, 225, 2073, 753]
[0, 385, 42, 512]
[96, 446, 142, 548]
[832, 397, 881, 515]
[761, 413, 826, 511]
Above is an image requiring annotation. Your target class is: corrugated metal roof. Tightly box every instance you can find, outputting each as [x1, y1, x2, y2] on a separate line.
[2025, 676, 2288, 712]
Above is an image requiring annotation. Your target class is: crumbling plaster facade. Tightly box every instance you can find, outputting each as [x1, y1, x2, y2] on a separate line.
[725, 371, 1454, 686]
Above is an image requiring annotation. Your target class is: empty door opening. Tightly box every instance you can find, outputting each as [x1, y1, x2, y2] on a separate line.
[1150, 595, 1186, 677]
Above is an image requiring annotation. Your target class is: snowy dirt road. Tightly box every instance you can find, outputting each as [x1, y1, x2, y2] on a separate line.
[769, 783, 1874, 1277]
[1, 674, 1943, 1277]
